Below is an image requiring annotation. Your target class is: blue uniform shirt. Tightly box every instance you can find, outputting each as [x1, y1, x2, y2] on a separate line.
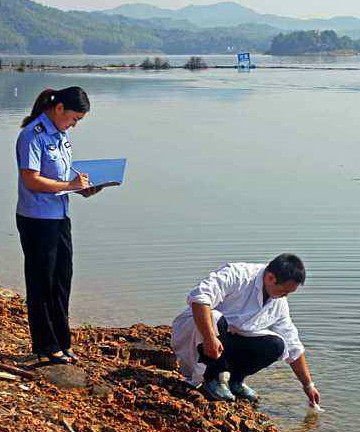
[16, 112, 72, 219]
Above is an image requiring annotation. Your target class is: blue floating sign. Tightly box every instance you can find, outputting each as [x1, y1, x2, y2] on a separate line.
[237, 52, 250, 62]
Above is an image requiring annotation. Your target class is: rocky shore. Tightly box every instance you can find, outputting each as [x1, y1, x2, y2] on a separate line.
[0, 287, 279, 432]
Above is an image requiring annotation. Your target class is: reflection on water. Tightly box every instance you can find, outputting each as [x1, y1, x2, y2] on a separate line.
[0, 56, 359, 432]
[301, 412, 321, 432]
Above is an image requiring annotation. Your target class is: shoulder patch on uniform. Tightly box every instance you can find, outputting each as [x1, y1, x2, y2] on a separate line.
[34, 122, 45, 134]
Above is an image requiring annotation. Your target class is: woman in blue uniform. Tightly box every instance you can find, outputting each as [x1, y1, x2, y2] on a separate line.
[16, 86, 94, 364]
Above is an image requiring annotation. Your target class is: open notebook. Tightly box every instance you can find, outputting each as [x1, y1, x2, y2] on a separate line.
[56, 158, 127, 195]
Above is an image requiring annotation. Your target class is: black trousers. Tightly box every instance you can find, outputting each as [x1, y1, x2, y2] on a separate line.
[16, 214, 73, 355]
[198, 317, 285, 382]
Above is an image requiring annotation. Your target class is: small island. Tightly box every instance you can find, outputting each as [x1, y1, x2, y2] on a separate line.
[268, 29, 359, 55]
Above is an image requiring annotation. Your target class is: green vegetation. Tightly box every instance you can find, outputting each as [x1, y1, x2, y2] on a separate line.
[140, 57, 171, 70]
[154, 23, 277, 54]
[16, 59, 26, 72]
[3, 0, 360, 56]
[184, 56, 208, 70]
[0, 0, 276, 54]
[0, 0, 162, 54]
[270, 30, 357, 55]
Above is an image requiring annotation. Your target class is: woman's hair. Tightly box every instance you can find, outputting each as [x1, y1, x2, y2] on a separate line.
[21, 86, 90, 128]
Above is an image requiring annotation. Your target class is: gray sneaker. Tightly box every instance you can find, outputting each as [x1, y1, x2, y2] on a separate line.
[229, 381, 259, 402]
[202, 379, 236, 401]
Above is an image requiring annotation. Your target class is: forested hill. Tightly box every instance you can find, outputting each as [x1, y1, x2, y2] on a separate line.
[3, 0, 360, 55]
[0, 0, 164, 54]
[270, 30, 360, 55]
[0, 0, 280, 54]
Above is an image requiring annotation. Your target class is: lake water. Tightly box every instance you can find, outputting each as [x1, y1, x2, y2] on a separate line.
[0, 54, 359, 432]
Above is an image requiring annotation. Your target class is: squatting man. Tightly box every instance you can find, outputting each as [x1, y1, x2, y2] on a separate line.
[171, 254, 321, 405]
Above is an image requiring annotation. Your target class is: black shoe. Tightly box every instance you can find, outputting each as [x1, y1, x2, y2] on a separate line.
[38, 351, 71, 365]
[64, 349, 79, 363]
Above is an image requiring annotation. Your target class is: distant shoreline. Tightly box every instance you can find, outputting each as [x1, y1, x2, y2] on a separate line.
[2, 63, 360, 72]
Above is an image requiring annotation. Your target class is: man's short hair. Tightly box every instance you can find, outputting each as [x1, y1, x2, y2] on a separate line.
[265, 253, 306, 285]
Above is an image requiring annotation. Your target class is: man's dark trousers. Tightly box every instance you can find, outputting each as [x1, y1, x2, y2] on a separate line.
[198, 316, 285, 382]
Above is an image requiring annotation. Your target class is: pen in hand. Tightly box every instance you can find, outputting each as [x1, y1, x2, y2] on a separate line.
[70, 166, 93, 187]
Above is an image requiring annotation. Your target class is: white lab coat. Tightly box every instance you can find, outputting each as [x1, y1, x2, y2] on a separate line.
[171, 262, 305, 386]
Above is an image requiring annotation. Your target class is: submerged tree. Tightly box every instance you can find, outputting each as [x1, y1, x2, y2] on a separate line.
[184, 56, 208, 70]
[154, 57, 170, 69]
[140, 58, 154, 70]
[16, 60, 26, 72]
[140, 57, 170, 70]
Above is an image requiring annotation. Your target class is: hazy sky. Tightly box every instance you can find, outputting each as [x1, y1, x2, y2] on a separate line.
[35, 0, 360, 18]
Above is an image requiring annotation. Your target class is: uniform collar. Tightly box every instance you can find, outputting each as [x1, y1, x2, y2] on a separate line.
[38, 112, 63, 137]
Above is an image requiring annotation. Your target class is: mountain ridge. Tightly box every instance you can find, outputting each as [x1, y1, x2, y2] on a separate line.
[1, 0, 360, 55]
[106, 1, 360, 36]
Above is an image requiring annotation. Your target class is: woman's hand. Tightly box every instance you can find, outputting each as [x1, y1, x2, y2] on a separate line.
[77, 185, 104, 198]
[69, 173, 89, 190]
